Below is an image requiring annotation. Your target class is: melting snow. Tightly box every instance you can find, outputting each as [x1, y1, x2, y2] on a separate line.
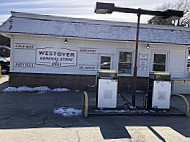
[52, 88, 70, 92]
[94, 109, 155, 114]
[54, 107, 82, 117]
[95, 109, 127, 113]
[3, 86, 70, 92]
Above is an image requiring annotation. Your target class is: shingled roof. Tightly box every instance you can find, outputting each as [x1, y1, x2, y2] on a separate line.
[0, 11, 190, 45]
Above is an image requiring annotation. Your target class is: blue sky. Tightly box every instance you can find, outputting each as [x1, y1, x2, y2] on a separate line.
[0, 0, 168, 24]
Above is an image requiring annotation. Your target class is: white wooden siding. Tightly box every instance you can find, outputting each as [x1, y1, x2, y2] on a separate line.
[11, 35, 187, 79]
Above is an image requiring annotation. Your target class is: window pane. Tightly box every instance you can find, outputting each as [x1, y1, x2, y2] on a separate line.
[188, 58, 190, 67]
[119, 63, 131, 74]
[153, 64, 165, 71]
[187, 48, 190, 68]
[118, 52, 132, 74]
[119, 52, 132, 63]
[100, 56, 111, 70]
[154, 54, 166, 64]
[153, 54, 166, 71]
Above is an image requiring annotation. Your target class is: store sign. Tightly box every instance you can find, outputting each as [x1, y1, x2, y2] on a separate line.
[36, 48, 77, 67]
[14, 43, 35, 49]
[14, 62, 35, 68]
[139, 52, 148, 71]
[139, 67, 147, 71]
[78, 65, 96, 71]
[139, 53, 148, 60]
[79, 47, 97, 54]
[139, 60, 147, 66]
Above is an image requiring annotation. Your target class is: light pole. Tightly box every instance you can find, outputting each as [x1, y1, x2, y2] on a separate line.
[94, 2, 183, 106]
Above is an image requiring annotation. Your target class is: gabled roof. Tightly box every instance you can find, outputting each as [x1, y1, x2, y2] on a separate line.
[0, 11, 190, 45]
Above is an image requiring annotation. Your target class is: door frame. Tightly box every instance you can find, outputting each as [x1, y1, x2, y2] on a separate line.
[98, 54, 114, 70]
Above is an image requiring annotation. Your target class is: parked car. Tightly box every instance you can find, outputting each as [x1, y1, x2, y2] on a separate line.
[0, 57, 10, 74]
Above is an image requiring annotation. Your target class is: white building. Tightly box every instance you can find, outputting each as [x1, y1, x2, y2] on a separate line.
[0, 11, 190, 92]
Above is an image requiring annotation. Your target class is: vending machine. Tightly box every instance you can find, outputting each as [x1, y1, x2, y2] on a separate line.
[96, 70, 118, 109]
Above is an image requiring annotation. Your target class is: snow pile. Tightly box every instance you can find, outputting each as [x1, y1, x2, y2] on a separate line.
[3, 86, 70, 92]
[54, 107, 82, 117]
[3, 86, 50, 92]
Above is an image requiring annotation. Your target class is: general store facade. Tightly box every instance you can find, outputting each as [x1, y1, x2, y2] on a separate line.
[0, 12, 190, 92]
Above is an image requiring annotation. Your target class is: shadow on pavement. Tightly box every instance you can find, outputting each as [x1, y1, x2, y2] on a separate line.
[0, 90, 189, 140]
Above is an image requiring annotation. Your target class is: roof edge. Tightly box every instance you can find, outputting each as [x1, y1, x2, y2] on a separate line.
[11, 11, 190, 32]
[2, 31, 190, 46]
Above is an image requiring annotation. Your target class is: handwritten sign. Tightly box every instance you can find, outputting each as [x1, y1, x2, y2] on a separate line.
[139, 67, 147, 71]
[139, 53, 148, 59]
[14, 62, 35, 68]
[139, 60, 147, 66]
[78, 65, 96, 71]
[36, 48, 77, 67]
[79, 48, 97, 54]
[15, 43, 35, 49]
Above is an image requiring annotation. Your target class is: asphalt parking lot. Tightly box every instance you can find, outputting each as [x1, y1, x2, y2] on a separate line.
[0, 81, 190, 142]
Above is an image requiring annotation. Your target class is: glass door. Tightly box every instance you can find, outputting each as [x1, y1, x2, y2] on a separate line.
[99, 55, 113, 70]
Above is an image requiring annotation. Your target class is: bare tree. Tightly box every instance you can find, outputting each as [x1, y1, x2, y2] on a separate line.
[148, 0, 190, 27]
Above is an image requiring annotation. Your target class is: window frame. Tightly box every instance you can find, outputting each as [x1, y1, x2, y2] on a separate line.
[151, 51, 169, 72]
[117, 49, 134, 76]
[99, 54, 114, 70]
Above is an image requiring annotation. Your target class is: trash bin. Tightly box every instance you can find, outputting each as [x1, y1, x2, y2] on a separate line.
[147, 72, 171, 109]
[96, 70, 118, 109]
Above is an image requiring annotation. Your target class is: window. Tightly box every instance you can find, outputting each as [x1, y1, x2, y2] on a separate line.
[100, 56, 111, 70]
[187, 48, 190, 68]
[187, 48, 190, 79]
[153, 54, 166, 71]
[118, 52, 132, 74]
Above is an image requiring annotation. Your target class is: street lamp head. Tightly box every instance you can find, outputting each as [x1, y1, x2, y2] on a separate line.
[94, 2, 114, 14]
[163, 9, 183, 19]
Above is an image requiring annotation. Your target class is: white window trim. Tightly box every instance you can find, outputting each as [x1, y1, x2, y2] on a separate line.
[117, 49, 135, 76]
[150, 50, 169, 72]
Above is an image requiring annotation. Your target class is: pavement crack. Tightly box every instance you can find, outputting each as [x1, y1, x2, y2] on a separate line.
[76, 130, 81, 142]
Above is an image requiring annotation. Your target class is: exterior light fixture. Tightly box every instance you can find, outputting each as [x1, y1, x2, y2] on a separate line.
[146, 44, 150, 49]
[94, 2, 183, 106]
[94, 2, 114, 14]
[64, 38, 68, 44]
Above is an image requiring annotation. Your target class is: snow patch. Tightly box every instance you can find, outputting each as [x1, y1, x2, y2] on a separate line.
[3, 86, 50, 92]
[3, 86, 70, 92]
[94, 109, 156, 114]
[52, 88, 70, 92]
[95, 109, 127, 113]
[54, 107, 82, 117]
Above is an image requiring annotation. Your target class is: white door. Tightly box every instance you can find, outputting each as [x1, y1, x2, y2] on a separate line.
[99, 54, 113, 70]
